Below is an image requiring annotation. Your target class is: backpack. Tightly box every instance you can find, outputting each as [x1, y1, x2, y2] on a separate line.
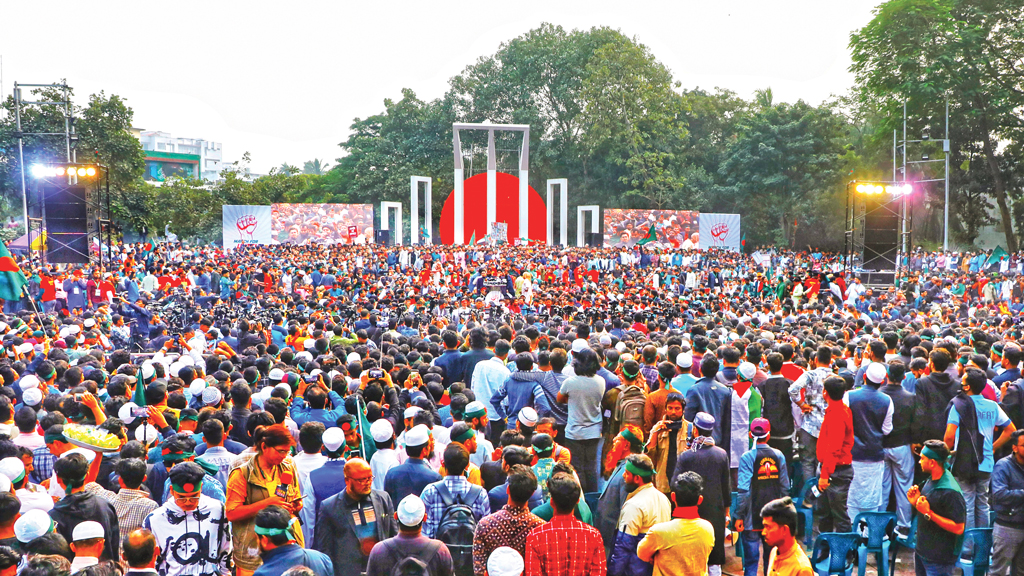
[434, 482, 481, 576]
[614, 384, 647, 429]
[382, 538, 441, 576]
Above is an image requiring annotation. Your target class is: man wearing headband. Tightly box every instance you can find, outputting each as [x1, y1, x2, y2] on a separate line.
[608, 454, 670, 576]
[145, 462, 232, 576]
[735, 418, 790, 576]
[907, 440, 966, 576]
[253, 504, 333, 576]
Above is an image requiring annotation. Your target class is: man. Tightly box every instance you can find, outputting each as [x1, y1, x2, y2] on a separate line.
[815, 376, 854, 535]
[992, 429, 1024, 576]
[492, 354, 546, 434]
[254, 505, 334, 576]
[524, 472, 606, 576]
[736, 418, 790, 576]
[788, 347, 832, 507]
[673, 413, 731, 576]
[473, 465, 544, 576]
[470, 337, 505, 442]
[368, 419, 403, 493]
[200, 419, 239, 491]
[69, 521, 106, 573]
[846, 362, 894, 522]
[314, 458, 397, 576]
[761, 497, 813, 576]
[488, 447, 543, 512]
[434, 331, 463, 388]
[908, 440, 966, 576]
[945, 367, 1016, 537]
[110, 458, 158, 544]
[729, 362, 764, 479]
[608, 454, 671, 576]
[465, 402, 495, 468]
[637, 471, 715, 576]
[308, 427, 349, 523]
[440, 423, 484, 486]
[366, 494, 454, 576]
[0, 456, 51, 513]
[144, 462, 232, 576]
[757, 353, 795, 466]
[383, 425, 442, 506]
[123, 529, 161, 576]
[48, 451, 121, 562]
[684, 355, 731, 453]
[881, 360, 917, 538]
[914, 350, 961, 448]
[294, 422, 327, 545]
[646, 393, 687, 495]
[420, 444, 490, 539]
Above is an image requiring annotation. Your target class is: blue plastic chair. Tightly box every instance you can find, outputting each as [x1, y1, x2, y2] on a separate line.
[790, 460, 804, 498]
[730, 492, 744, 562]
[956, 528, 994, 576]
[853, 512, 896, 576]
[888, 518, 917, 576]
[792, 478, 817, 547]
[812, 533, 862, 576]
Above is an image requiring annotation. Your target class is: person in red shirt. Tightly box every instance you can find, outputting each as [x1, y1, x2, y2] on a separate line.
[40, 270, 57, 312]
[779, 343, 806, 383]
[525, 471, 606, 576]
[814, 375, 854, 535]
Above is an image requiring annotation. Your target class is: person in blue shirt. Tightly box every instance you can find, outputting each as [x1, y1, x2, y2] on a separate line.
[308, 427, 349, 521]
[945, 367, 1017, 536]
[487, 446, 543, 511]
[291, 376, 346, 428]
[253, 505, 333, 576]
[382, 424, 441, 506]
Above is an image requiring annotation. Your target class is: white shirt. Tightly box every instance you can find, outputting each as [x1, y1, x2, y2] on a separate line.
[471, 357, 510, 420]
[370, 448, 405, 492]
[294, 451, 327, 544]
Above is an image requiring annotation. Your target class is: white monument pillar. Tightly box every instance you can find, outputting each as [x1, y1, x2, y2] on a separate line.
[380, 201, 403, 245]
[410, 176, 432, 245]
[486, 130, 497, 235]
[577, 205, 600, 247]
[546, 179, 568, 246]
[452, 130, 465, 244]
[519, 137, 530, 241]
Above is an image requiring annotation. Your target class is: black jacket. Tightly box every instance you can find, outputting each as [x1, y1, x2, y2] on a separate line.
[313, 489, 397, 576]
[880, 383, 915, 448]
[674, 443, 731, 565]
[757, 376, 795, 439]
[49, 491, 121, 562]
[913, 371, 960, 444]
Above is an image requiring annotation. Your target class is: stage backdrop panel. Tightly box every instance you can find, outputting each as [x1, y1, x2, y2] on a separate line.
[223, 205, 272, 250]
[699, 213, 742, 251]
[603, 209, 699, 249]
[271, 203, 374, 245]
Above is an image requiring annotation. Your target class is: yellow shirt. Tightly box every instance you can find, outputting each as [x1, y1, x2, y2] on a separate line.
[767, 543, 814, 576]
[636, 516, 714, 576]
[437, 462, 483, 486]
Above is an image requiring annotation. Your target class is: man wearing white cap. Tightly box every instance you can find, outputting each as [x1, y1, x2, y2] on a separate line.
[670, 353, 698, 396]
[365, 495, 453, 576]
[307, 427, 350, 521]
[0, 456, 52, 513]
[487, 547, 525, 576]
[69, 520, 105, 573]
[383, 425, 441, 506]
[846, 362, 894, 523]
[368, 419, 403, 492]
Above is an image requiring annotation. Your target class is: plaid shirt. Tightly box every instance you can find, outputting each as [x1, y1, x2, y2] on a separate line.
[111, 488, 158, 544]
[31, 446, 53, 484]
[525, 514, 606, 576]
[420, 476, 491, 539]
[473, 505, 544, 576]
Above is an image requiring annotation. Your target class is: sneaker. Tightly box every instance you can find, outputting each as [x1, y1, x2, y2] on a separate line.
[894, 526, 909, 541]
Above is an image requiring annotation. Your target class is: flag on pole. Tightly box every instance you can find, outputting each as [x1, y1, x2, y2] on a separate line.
[635, 224, 657, 246]
[0, 241, 28, 303]
[741, 233, 747, 248]
[468, 231, 476, 246]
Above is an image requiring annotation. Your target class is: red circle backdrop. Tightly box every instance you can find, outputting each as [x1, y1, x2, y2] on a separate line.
[439, 172, 548, 245]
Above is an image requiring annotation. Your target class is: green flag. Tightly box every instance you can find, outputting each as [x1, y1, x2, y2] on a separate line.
[132, 376, 147, 408]
[987, 246, 1009, 267]
[356, 395, 377, 462]
[0, 241, 27, 303]
[468, 231, 476, 246]
[635, 224, 657, 246]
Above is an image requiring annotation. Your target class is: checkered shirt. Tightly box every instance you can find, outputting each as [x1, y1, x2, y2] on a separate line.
[524, 514, 606, 576]
[420, 475, 491, 538]
[111, 488, 159, 544]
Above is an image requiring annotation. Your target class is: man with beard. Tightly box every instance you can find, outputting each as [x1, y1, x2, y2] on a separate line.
[607, 454, 671, 576]
[646, 393, 686, 495]
[314, 459, 397, 576]
[673, 412, 731, 576]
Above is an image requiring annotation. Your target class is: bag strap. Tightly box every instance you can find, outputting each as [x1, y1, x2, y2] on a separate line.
[435, 482, 457, 507]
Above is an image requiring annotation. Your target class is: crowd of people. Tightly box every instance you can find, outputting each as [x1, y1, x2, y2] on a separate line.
[0, 239, 1021, 576]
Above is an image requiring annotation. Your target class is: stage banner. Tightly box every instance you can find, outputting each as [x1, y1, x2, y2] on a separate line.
[699, 213, 742, 251]
[271, 203, 374, 245]
[223, 205, 272, 250]
[603, 209, 699, 249]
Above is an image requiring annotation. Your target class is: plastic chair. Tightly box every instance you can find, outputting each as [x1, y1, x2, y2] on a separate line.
[790, 460, 804, 498]
[792, 478, 817, 547]
[853, 512, 896, 576]
[887, 517, 917, 576]
[956, 528, 994, 576]
[583, 492, 599, 517]
[812, 533, 862, 576]
[730, 492, 744, 562]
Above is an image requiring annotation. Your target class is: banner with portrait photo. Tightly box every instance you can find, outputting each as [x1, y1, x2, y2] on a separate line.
[223, 205, 272, 250]
[699, 213, 742, 252]
[603, 209, 699, 249]
[270, 203, 374, 245]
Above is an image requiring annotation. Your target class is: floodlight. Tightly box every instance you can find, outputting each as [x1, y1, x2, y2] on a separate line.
[29, 165, 46, 179]
[85, 167, 96, 177]
[76, 167, 86, 176]
[856, 184, 865, 193]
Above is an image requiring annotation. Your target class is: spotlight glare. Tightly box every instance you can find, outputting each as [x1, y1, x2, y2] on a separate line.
[76, 167, 86, 176]
[54, 167, 65, 176]
[29, 165, 46, 179]
[856, 184, 865, 193]
[85, 167, 96, 177]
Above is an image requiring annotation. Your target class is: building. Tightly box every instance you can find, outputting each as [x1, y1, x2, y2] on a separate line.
[135, 130, 224, 183]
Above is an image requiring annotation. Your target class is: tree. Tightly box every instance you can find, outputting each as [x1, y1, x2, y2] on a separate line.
[277, 163, 299, 176]
[302, 158, 330, 175]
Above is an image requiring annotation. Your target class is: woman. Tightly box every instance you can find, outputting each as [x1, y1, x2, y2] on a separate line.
[225, 424, 303, 576]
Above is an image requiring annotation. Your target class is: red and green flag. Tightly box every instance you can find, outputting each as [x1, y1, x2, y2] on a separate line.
[0, 242, 27, 302]
[635, 224, 657, 246]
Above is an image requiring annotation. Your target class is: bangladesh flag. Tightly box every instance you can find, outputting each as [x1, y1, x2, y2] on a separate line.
[468, 231, 476, 246]
[0, 241, 27, 303]
[635, 224, 658, 246]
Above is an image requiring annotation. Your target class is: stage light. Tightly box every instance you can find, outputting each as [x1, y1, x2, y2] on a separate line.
[54, 167, 65, 176]
[85, 167, 96, 177]
[856, 184, 865, 193]
[76, 167, 86, 176]
[29, 165, 46, 179]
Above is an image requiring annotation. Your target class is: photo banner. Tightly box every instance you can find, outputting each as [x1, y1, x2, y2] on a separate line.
[603, 209, 699, 249]
[699, 213, 742, 251]
[223, 205, 272, 250]
[271, 203, 374, 245]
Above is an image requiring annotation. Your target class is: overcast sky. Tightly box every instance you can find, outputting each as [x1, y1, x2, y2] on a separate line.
[0, 0, 882, 174]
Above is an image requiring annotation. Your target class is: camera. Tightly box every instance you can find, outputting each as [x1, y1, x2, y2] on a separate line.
[132, 407, 149, 418]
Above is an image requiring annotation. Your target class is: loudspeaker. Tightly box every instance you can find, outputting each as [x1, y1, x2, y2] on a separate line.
[586, 232, 602, 248]
[862, 196, 899, 271]
[43, 185, 89, 264]
[374, 229, 391, 246]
